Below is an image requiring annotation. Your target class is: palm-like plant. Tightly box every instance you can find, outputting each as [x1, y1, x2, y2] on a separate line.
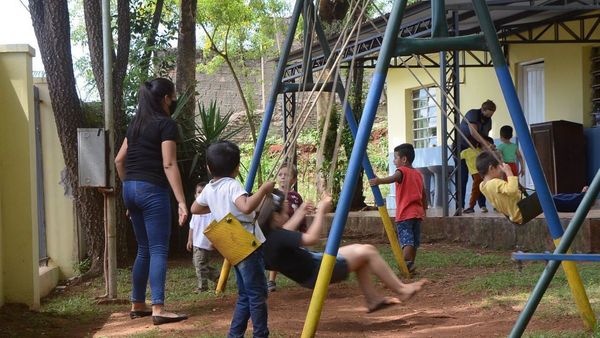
[173, 95, 241, 183]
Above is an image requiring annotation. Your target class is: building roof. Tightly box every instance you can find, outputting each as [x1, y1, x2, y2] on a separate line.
[283, 0, 600, 80]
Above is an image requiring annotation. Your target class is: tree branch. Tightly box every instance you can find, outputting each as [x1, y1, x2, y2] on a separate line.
[140, 0, 164, 76]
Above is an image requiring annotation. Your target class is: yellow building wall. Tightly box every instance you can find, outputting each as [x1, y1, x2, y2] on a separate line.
[33, 79, 78, 279]
[34, 79, 78, 279]
[0, 45, 40, 309]
[387, 41, 595, 151]
[386, 64, 506, 152]
[0, 196, 3, 307]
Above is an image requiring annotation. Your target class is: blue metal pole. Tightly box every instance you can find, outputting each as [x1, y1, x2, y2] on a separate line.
[510, 169, 600, 337]
[244, 0, 304, 192]
[302, 1, 409, 335]
[311, 8, 409, 276]
[470, 0, 596, 332]
[325, 0, 408, 261]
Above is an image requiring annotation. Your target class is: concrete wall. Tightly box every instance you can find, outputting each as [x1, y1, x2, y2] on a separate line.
[34, 78, 78, 279]
[0, 44, 40, 309]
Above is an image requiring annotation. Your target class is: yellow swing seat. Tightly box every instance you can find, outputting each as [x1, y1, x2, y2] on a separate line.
[203, 213, 261, 266]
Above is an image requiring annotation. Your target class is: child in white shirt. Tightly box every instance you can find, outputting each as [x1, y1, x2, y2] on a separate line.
[186, 182, 219, 292]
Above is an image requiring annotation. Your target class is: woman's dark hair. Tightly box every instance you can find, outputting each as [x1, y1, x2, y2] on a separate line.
[206, 141, 240, 177]
[256, 189, 286, 235]
[476, 151, 500, 177]
[131, 78, 175, 139]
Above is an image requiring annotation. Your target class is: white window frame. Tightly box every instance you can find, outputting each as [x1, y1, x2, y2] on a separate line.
[411, 87, 438, 148]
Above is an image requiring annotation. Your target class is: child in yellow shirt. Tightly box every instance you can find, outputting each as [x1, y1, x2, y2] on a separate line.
[460, 143, 486, 214]
[476, 151, 588, 224]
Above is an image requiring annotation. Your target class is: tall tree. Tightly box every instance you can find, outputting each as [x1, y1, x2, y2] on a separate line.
[175, 0, 197, 117]
[140, 0, 165, 75]
[197, 0, 287, 146]
[82, 0, 132, 265]
[83, 0, 131, 139]
[29, 0, 106, 275]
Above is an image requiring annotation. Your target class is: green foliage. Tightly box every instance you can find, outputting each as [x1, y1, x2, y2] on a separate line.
[70, 0, 179, 117]
[80, 101, 104, 128]
[124, 0, 180, 116]
[72, 257, 92, 276]
[197, 0, 288, 61]
[174, 96, 242, 184]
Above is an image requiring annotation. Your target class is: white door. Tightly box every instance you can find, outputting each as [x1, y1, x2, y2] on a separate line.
[518, 61, 545, 189]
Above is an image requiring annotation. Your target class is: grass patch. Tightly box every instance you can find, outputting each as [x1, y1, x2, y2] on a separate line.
[525, 326, 600, 338]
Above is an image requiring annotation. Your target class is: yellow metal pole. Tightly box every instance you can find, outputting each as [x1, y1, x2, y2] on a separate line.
[378, 206, 410, 277]
[301, 254, 336, 337]
[553, 238, 596, 329]
[215, 259, 231, 294]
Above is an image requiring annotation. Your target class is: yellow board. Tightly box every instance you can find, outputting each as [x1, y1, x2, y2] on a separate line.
[203, 213, 261, 266]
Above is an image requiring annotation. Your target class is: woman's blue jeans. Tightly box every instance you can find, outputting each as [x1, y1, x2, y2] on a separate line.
[123, 180, 171, 305]
[228, 248, 269, 338]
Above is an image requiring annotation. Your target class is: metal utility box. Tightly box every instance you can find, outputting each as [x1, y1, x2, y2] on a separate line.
[78, 128, 107, 187]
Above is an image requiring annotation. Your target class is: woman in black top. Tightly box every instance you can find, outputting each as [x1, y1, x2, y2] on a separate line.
[258, 190, 428, 313]
[115, 78, 188, 325]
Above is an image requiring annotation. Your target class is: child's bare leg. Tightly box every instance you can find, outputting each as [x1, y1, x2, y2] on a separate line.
[268, 270, 277, 282]
[354, 262, 392, 310]
[338, 244, 425, 300]
[403, 245, 416, 263]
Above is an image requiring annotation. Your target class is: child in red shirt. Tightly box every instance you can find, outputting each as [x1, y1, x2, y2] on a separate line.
[370, 143, 427, 273]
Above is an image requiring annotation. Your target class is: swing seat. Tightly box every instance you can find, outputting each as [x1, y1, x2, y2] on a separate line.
[516, 191, 543, 224]
[203, 213, 261, 266]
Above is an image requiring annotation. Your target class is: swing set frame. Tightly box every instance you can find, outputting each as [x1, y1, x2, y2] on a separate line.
[215, 0, 600, 336]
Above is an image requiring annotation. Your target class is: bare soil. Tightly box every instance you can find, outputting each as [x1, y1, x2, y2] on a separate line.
[0, 244, 584, 337]
[90, 277, 578, 338]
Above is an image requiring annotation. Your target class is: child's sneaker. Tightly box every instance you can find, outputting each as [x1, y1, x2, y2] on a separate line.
[406, 261, 416, 274]
[481, 206, 488, 213]
[463, 208, 475, 214]
[267, 280, 276, 292]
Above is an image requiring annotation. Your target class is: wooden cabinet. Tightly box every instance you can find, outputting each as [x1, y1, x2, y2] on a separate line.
[530, 120, 586, 194]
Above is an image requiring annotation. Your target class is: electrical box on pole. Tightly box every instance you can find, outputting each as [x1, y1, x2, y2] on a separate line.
[77, 128, 107, 188]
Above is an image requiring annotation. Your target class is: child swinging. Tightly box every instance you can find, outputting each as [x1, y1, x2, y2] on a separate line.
[476, 151, 588, 225]
[257, 190, 428, 313]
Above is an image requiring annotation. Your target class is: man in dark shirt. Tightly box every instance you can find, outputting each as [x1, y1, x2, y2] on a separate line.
[457, 100, 496, 212]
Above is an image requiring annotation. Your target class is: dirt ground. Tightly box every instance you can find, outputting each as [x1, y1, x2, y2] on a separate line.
[96, 248, 583, 337]
[89, 275, 577, 338]
[0, 243, 586, 337]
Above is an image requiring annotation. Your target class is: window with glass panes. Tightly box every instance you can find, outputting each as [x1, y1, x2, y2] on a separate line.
[412, 87, 437, 148]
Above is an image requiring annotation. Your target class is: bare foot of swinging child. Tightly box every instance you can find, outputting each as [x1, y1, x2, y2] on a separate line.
[397, 278, 429, 302]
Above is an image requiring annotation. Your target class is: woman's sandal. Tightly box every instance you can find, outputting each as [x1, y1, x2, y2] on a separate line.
[152, 314, 188, 325]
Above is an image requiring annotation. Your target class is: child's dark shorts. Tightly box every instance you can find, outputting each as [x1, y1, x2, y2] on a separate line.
[300, 251, 349, 289]
[396, 218, 422, 248]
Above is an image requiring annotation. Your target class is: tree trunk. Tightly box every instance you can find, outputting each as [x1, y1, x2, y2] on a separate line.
[83, 0, 132, 266]
[29, 0, 105, 275]
[349, 62, 367, 210]
[174, 0, 198, 252]
[141, 0, 165, 76]
[175, 0, 197, 119]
